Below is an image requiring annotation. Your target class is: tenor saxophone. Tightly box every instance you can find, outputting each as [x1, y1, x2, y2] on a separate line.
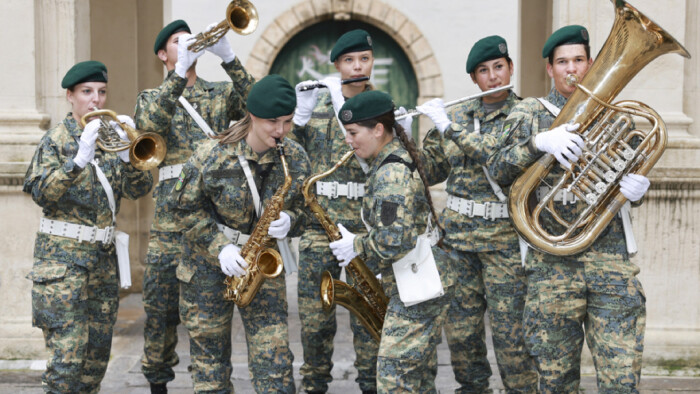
[223, 139, 290, 307]
[302, 150, 389, 342]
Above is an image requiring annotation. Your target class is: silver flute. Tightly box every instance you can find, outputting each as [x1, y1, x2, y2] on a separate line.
[395, 84, 514, 120]
[298, 76, 370, 91]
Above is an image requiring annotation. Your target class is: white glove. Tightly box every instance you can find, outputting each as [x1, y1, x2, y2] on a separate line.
[321, 77, 344, 113]
[218, 244, 248, 277]
[293, 80, 320, 126]
[268, 211, 291, 239]
[109, 115, 135, 163]
[205, 23, 236, 63]
[417, 98, 451, 134]
[534, 123, 584, 168]
[174, 33, 204, 78]
[329, 223, 357, 267]
[620, 174, 650, 202]
[395, 106, 413, 140]
[74, 119, 100, 168]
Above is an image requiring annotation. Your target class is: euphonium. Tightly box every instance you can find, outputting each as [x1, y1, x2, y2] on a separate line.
[302, 150, 388, 342]
[508, 0, 690, 256]
[223, 139, 288, 307]
[188, 0, 258, 52]
[80, 108, 166, 171]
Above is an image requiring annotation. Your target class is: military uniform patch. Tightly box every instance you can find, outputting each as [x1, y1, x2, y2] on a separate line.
[381, 200, 398, 226]
[174, 171, 186, 191]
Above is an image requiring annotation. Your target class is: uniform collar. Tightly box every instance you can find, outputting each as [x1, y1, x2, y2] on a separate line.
[370, 137, 404, 174]
[471, 90, 520, 123]
[232, 137, 280, 165]
[546, 87, 568, 109]
[64, 113, 83, 138]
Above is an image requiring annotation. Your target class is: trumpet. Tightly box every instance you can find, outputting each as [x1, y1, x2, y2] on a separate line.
[298, 76, 370, 91]
[188, 0, 258, 52]
[395, 84, 513, 120]
[80, 108, 166, 171]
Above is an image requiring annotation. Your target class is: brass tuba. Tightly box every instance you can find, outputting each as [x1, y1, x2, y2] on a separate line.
[188, 0, 258, 52]
[508, 0, 690, 256]
[223, 139, 287, 307]
[80, 108, 166, 171]
[303, 150, 389, 342]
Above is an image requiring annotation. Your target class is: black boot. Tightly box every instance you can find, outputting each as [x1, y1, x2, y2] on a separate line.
[362, 391, 377, 394]
[150, 382, 167, 394]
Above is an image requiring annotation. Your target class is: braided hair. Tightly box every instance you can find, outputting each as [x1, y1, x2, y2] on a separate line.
[356, 112, 442, 235]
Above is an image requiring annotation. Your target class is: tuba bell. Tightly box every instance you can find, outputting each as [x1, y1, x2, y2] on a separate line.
[80, 108, 167, 171]
[508, 0, 690, 256]
[188, 0, 258, 52]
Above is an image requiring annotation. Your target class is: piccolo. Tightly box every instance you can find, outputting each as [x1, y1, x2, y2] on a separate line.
[299, 76, 370, 91]
[395, 84, 514, 120]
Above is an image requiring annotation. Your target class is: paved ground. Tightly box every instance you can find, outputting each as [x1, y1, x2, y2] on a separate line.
[2, 271, 699, 393]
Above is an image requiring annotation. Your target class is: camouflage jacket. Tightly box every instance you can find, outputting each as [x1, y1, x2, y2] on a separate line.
[289, 90, 370, 235]
[421, 90, 521, 251]
[353, 138, 454, 296]
[170, 137, 310, 273]
[23, 114, 153, 270]
[488, 88, 629, 261]
[134, 59, 255, 234]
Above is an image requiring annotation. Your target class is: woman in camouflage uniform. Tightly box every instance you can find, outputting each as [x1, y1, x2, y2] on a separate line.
[329, 91, 454, 393]
[24, 60, 154, 393]
[417, 36, 538, 393]
[170, 75, 310, 393]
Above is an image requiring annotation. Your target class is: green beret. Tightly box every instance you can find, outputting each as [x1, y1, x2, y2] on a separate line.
[339, 91, 394, 125]
[330, 29, 373, 62]
[246, 74, 296, 119]
[61, 60, 108, 89]
[542, 25, 589, 58]
[466, 35, 509, 73]
[153, 19, 191, 54]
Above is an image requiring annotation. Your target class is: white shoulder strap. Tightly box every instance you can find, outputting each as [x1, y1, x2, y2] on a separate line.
[179, 96, 216, 138]
[91, 160, 116, 224]
[237, 155, 261, 216]
[536, 97, 561, 117]
[473, 118, 507, 202]
[326, 79, 369, 174]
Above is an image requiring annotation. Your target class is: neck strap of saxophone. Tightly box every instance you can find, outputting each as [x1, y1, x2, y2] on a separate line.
[238, 154, 262, 217]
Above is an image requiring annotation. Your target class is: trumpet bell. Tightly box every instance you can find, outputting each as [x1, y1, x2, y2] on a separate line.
[227, 0, 258, 35]
[129, 133, 166, 171]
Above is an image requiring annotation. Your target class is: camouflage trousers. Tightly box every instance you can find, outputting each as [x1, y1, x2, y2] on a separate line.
[178, 263, 295, 393]
[523, 251, 646, 393]
[377, 289, 451, 393]
[30, 251, 119, 393]
[141, 231, 182, 384]
[443, 244, 537, 394]
[297, 231, 378, 392]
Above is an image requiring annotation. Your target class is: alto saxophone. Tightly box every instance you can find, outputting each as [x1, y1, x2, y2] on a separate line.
[224, 139, 290, 307]
[302, 150, 389, 342]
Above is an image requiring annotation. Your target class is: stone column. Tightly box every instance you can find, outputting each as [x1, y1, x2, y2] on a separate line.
[0, 0, 90, 359]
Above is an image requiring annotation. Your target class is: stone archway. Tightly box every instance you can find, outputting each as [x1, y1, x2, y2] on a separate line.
[245, 0, 443, 101]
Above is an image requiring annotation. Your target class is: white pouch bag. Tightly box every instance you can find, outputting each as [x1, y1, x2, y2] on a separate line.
[392, 222, 444, 307]
[114, 230, 131, 289]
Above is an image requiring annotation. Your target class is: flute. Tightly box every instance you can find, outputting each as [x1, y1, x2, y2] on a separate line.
[395, 84, 514, 120]
[299, 76, 370, 91]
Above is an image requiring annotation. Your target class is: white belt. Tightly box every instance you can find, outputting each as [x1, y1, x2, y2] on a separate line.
[536, 187, 579, 204]
[39, 218, 115, 244]
[159, 164, 184, 182]
[316, 181, 365, 200]
[216, 223, 250, 246]
[446, 194, 509, 220]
